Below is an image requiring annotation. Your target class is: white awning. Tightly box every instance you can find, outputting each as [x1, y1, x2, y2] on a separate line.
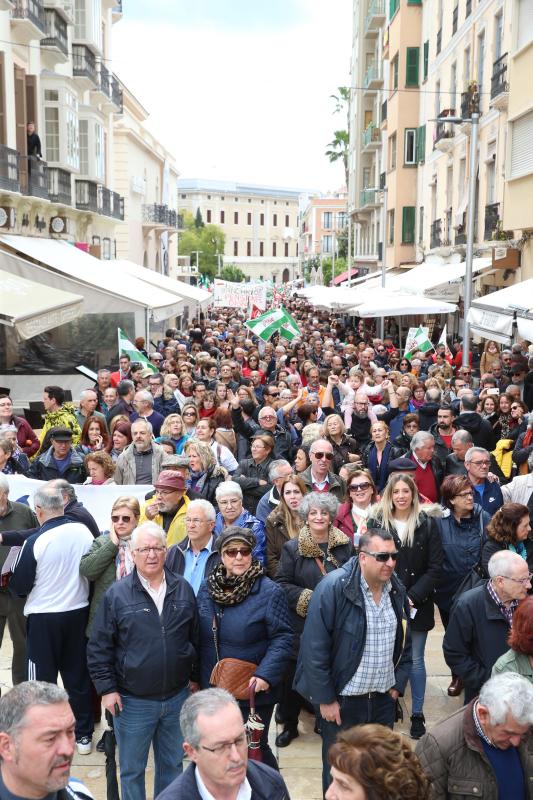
[0, 236, 183, 322]
[355, 292, 457, 318]
[0, 269, 83, 339]
[108, 259, 212, 307]
[468, 278, 533, 344]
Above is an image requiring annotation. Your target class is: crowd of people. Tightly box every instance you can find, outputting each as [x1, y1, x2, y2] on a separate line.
[0, 299, 533, 799]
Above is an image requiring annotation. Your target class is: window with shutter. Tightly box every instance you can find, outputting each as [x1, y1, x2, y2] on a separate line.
[417, 125, 426, 163]
[406, 48, 420, 87]
[423, 41, 429, 81]
[517, 0, 533, 51]
[510, 111, 533, 179]
[402, 207, 416, 244]
[389, 0, 399, 19]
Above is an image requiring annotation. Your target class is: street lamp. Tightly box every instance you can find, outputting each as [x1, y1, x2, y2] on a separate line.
[364, 184, 388, 339]
[433, 108, 479, 367]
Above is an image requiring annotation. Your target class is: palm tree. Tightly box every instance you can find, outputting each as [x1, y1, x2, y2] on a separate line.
[326, 87, 350, 189]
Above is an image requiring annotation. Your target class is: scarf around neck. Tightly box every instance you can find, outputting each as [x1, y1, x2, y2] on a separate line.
[207, 560, 263, 605]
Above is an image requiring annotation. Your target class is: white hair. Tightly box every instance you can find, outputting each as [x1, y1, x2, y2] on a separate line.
[187, 499, 216, 523]
[215, 480, 243, 501]
[479, 673, 533, 726]
[131, 521, 166, 549]
[410, 431, 434, 452]
[131, 418, 153, 434]
[487, 549, 524, 579]
[464, 446, 490, 464]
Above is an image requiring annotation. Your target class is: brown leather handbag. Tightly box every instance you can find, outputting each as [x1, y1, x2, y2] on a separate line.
[209, 614, 257, 701]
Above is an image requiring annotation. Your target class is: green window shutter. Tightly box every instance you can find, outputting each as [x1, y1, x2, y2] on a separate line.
[406, 47, 420, 87]
[407, 0, 422, 4]
[417, 125, 426, 163]
[423, 40, 429, 80]
[389, 0, 399, 19]
[402, 207, 416, 244]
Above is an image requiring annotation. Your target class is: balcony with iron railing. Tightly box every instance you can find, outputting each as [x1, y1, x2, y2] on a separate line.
[47, 167, 71, 205]
[490, 53, 508, 109]
[362, 122, 380, 149]
[72, 44, 97, 86]
[436, 27, 442, 55]
[11, 0, 46, 36]
[110, 74, 123, 111]
[19, 156, 49, 199]
[75, 180, 124, 218]
[430, 219, 442, 249]
[0, 145, 20, 193]
[364, 0, 385, 36]
[143, 203, 179, 228]
[75, 179, 98, 213]
[360, 189, 380, 208]
[434, 109, 456, 150]
[363, 62, 383, 91]
[484, 202, 499, 241]
[41, 7, 68, 57]
[461, 83, 481, 119]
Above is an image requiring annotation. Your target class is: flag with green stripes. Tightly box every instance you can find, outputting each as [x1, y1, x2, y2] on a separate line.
[244, 305, 301, 342]
[118, 328, 158, 372]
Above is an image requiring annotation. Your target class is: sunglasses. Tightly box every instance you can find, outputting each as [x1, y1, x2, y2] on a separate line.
[111, 514, 133, 523]
[312, 452, 333, 460]
[183, 411, 196, 416]
[223, 547, 252, 558]
[349, 482, 371, 492]
[360, 550, 399, 562]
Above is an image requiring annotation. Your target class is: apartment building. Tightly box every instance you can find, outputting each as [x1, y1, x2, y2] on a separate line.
[178, 178, 300, 282]
[113, 86, 180, 276]
[502, 0, 533, 280]
[0, 0, 124, 254]
[299, 192, 347, 272]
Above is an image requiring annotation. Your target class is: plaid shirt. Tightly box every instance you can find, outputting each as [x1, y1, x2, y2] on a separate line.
[341, 575, 396, 695]
[487, 580, 519, 627]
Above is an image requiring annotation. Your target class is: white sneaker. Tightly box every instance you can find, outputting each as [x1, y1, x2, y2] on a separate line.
[76, 736, 92, 755]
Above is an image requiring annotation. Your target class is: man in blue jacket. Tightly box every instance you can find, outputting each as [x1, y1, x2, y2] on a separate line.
[87, 520, 199, 800]
[465, 446, 504, 515]
[294, 528, 412, 794]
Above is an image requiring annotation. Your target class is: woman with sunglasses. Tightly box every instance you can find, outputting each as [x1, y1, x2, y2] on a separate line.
[398, 358, 412, 374]
[334, 468, 378, 546]
[276, 492, 353, 748]
[196, 526, 293, 768]
[367, 473, 443, 739]
[80, 495, 141, 635]
[180, 403, 199, 436]
[321, 414, 360, 475]
[481, 502, 533, 575]
[242, 352, 265, 383]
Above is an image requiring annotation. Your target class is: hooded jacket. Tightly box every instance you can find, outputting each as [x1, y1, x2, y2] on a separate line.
[434, 504, 489, 611]
[455, 411, 494, 450]
[417, 401, 441, 431]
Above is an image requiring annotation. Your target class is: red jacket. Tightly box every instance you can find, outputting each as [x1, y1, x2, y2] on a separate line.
[11, 415, 39, 457]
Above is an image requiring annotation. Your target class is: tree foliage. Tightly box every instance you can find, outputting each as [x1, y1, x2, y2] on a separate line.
[220, 264, 246, 283]
[326, 87, 350, 189]
[195, 208, 205, 228]
[178, 211, 225, 278]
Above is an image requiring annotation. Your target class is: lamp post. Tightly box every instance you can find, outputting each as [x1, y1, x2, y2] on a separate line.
[433, 104, 479, 367]
[364, 185, 388, 338]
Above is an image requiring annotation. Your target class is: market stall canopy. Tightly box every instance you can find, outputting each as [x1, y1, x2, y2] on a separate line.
[468, 278, 533, 345]
[0, 268, 83, 339]
[0, 236, 183, 322]
[355, 292, 457, 318]
[108, 259, 211, 307]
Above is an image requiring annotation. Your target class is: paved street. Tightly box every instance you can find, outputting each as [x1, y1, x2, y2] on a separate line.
[0, 617, 461, 800]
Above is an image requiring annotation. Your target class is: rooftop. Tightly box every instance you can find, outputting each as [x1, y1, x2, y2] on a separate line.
[177, 177, 306, 200]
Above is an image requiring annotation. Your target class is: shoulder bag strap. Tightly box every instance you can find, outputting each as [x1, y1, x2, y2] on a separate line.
[314, 557, 327, 576]
[211, 613, 221, 663]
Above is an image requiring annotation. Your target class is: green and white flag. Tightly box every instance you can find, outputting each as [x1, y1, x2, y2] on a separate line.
[245, 305, 301, 342]
[404, 326, 434, 361]
[118, 328, 158, 372]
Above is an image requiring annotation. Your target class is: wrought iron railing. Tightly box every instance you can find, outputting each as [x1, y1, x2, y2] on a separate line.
[19, 155, 48, 199]
[41, 8, 68, 55]
[12, 0, 45, 32]
[491, 53, 508, 100]
[48, 167, 72, 205]
[430, 219, 442, 249]
[72, 44, 97, 85]
[0, 145, 20, 192]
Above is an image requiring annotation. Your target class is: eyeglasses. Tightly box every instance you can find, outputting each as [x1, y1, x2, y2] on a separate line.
[223, 546, 252, 558]
[134, 546, 166, 555]
[200, 731, 250, 755]
[511, 405, 522, 411]
[469, 460, 490, 467]
[456, 491, 474, 499]
[156, 488, 180, 496]
[360, 550, 399, 562]
[349, 482, 371, 492]
[312, 452, 333, 460]
[259, 414, 277, 421]
[499, 573, 533, 586]
[111, 515, 133, 523]
[218, 498, 241, 507]
[267, 392, 280, 398]
[290, 359, 298, 364]
[183, 411, 196, 417]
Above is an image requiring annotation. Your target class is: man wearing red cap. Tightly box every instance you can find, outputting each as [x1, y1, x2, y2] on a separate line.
[140, 470, 190, 545]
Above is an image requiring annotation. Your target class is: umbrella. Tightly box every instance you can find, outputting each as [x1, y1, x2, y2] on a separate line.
[245, 679, 264, 762]
[103, 710, 120, 800]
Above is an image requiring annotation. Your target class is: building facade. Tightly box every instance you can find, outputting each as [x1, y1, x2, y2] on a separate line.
[178, 178, 300, 282]
[299, 192, 348, 276]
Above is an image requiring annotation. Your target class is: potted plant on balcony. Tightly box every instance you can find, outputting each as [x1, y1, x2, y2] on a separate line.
[491, 222, 520, 269]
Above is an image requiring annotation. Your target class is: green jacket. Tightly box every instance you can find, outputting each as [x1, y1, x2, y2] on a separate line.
[79, 534, 118, 635]
[492, 649, 533, 682]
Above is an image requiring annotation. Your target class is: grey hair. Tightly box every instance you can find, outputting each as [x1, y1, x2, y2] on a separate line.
[487, 549, 524, 580]
[33, 487, 64, 511]
[131, 418, 153, 434]
[0, 682, 69, 738]
[464, 446, 490, 464]
[451, 429, 473, 446]
[410, 431, 434, 452]
[425, 388, 441, 403]
[0, 475, 9, 494]
[309, 438, 333, 455]
[268, 459, 292, 481]
[135, 390, 154, 407]
[130, 521, 167, 550]
[180, 688, 240, 748]
[79, 389, 97, 402]
[187, 498, 216, 523]
[47, 478, 76, 502]
[215, 480, 243, 501]
[0, 424, 17, 434]
[299, 491, 339, 521]
[479, 673, 533, 726]
[0, 437, 13, 454]
[528, 450, 533, 471]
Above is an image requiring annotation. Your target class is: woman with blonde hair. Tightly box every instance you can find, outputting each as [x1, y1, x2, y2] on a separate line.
[158, 413, 189, 454]
[367, 473, 443, 739]
[480, 339, 501, 375]
[265, 475, 308, 578]
[321, 413, 360, 474]
[183, 438, 227, 507]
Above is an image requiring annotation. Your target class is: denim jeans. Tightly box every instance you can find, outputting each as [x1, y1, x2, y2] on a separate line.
[114, 686, 189, 800]
[409, 629, 428, 715]
[319, 692, 395, 795]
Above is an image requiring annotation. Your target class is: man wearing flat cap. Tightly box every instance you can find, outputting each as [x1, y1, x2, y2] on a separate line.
[140, 469, 191, 545]
[28, 427, 86, 484]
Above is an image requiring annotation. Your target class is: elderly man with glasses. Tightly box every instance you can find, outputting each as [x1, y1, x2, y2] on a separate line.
[465, 446, 504, 515]
[88, 521, 199, 800]
[300, 438, 345, 500]
[443, 550, 531, 703]
[229, 390, 293, 462]
[294, 528, 412, 794]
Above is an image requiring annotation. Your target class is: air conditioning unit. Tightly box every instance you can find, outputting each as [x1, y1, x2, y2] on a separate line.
[0, 207, 15, 229]
[50, 216, 69, 235]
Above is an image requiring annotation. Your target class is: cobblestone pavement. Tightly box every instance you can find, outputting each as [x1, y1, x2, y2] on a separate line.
[0, 617, 461, 799]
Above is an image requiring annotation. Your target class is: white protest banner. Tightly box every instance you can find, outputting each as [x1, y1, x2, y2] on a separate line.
[5, 475, 151, 533]
[212, 280, 267, 310]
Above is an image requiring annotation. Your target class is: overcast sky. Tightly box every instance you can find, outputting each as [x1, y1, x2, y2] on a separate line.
[113, 0, 352, 193]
